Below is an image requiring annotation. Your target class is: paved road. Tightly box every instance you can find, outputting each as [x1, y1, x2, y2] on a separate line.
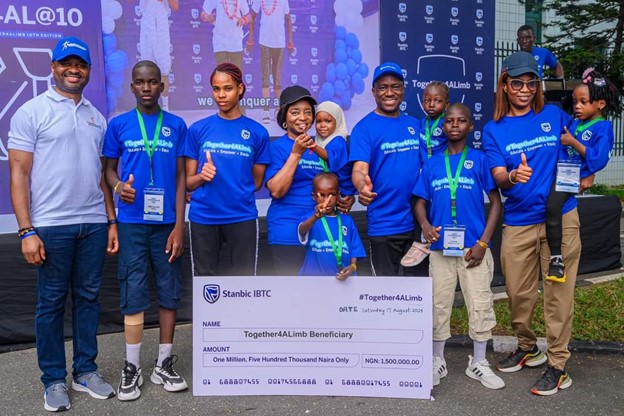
[2, 324, 623, 416]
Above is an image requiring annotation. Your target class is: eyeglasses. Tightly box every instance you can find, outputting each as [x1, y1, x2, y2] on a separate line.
[508, 79, 540, 92]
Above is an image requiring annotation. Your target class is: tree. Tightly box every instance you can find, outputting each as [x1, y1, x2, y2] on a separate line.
[539, 0, 624, 88]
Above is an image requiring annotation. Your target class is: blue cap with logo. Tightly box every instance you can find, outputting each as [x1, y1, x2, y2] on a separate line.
[52, 36, 91, 66]
[372, 61, 404, 85]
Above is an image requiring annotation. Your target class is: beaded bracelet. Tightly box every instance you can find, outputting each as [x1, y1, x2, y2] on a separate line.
[476, 240, 488, 249]
[18, 226, 35, 237]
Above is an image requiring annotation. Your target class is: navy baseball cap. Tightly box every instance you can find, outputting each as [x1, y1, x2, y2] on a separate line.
[501, 51, 538, 77]
[372, 62, 404, 85]
[52, 36, 91, 66]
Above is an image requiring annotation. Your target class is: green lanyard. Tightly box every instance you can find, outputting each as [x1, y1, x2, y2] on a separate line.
[574, 117, 603, 136]
[425, 113, 444, 158]
[319, 159, 329, 173]
[444, 147, 468, 224]
[320, 214, 343, 270]
[135, 108, 163, 186]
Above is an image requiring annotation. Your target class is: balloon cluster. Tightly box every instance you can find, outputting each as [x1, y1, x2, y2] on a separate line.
[318, 0, 368, 110]
[101, 0, 127, 114]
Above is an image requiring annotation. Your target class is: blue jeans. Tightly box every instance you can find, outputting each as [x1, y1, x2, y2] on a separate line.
[35, 223, 107, 388]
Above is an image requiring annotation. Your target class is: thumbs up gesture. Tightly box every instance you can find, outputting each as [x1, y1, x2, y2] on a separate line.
[200, 150, 217, 182]
[117, 173, 136, 204]
[357, 174, 378, 206]
[514, 152, 533, 184]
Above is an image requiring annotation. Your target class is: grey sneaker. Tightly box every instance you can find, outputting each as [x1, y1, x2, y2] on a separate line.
[118, 361, 143, 401]
[432, 355, 448, 386]
[150, 355, 188, 392]
[465, 355, 506, 390]
[44, 382, 71, 412]
[72, 371, 115, 399]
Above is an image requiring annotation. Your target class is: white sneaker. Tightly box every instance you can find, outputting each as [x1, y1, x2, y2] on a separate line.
[465, 355, 505, 390]
[433, 355, 448, 386]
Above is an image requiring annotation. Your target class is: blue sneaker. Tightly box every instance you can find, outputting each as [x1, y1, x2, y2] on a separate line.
[44, 382, 71, 412]
[72, 372, 115, 399]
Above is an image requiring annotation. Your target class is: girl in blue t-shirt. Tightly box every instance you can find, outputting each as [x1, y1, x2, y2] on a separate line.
[401, 81, 450, 268]
[312, 101, 356, 213]
[298, 172, 366, 278]
[184, 63, 271, 276]
[545, 68, 621, 283]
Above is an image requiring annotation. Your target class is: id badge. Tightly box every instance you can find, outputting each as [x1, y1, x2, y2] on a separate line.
[144, 188, 165, 222]
[555, 161, 581, 193]
[443, 225, 465, 257]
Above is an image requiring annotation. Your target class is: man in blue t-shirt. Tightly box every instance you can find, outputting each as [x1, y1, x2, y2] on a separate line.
[350, 62, 422, 276]
[517, 25, 564, 78]
[104, 61, 188, 401]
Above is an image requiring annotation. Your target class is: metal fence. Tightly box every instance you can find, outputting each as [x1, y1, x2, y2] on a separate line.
[494, 42, 624, 185]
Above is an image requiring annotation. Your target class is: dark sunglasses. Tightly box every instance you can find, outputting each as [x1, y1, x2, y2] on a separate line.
[508, 79, 540, 92]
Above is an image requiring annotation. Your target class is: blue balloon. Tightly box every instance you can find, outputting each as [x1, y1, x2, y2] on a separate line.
[335, 39, 347, 51]
[335, 25, 346, 40]
[347, 58, 357, 75]
[357, 62, 369, 78]
[102, 34, 117, 56]
[342, 95, 352, 110]
[106, 50, 128, 74]
[346, 33, 360, 49]
[334, 48, 347, 64]
[321, 82, 335, 97]
[106, 72, 125, 88]
[325, 63, 336, 83]
[334, 79, 346, 93]
[331, 96, 343, 107]
[335, 63, 348, 80]
[347, 47, 353, 58]
[352, 72, 365, 94]
[352, 49, 362, 64]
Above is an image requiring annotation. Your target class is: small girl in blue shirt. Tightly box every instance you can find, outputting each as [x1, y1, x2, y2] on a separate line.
[545, 68, 621, 282]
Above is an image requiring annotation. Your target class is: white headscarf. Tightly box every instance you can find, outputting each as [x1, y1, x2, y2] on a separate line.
[315, 101, 348, 148]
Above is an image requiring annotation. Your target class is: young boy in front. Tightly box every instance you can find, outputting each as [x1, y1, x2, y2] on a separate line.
[298, 172, 366, 279]
[412, 103, 504, 390]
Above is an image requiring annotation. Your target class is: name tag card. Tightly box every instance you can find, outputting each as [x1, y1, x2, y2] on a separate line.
[143, 188, 164, 221]
[555, 161, 581, 193]
[193, 276, 433, 399]
[443, 225, 465, 257]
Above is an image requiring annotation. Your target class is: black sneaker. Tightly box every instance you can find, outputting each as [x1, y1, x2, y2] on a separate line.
[546, 257, 566, 283]
[117, 361, 143, 401]
[496, 345, 547, 373]
[531, 365, 572, 395]
[150, 355, 188, 392]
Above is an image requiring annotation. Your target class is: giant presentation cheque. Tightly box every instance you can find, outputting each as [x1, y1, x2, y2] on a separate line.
[193, 276, 433, 399]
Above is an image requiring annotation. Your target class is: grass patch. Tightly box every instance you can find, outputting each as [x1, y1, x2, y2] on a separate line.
[587, 183, 624, 201]
[450, 277, 624, 342]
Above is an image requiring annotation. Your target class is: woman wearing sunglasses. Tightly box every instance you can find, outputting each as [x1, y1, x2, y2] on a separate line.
[482, 51, 580, 396]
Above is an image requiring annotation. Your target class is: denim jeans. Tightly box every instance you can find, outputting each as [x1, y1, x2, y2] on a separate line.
[35, 223, 107, 388]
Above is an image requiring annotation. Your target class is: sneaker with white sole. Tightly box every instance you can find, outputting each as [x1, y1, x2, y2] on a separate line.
[117, 361, 143, 401]
[401, 241, 431, 267]
[150, 355, 188, 392]
[465, 355, 506, 390]
[531, 365, 572, 396]
[496, 344, 547, 373]
[44, 382, 71, 412]
[432, 355, 448, 386]
[72, 371, 115, 399]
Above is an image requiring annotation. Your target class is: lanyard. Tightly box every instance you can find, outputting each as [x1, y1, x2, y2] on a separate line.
[574, 117, 603, 136]
[425, 113, 444, 158]
[320, 214, 343, 270]
[444, 147, 468, 224]
[135, 108, 163, 186]
[319, 158, 329, 173]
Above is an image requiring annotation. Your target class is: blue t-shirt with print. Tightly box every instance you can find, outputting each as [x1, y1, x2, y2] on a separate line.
[298, 213, 366, 276]
[322, 136, 357, 196]
[413, 148, 495, 251]
[103, 109, 187, 224]
[482, 105, 576, 226]
[183, 114, 270, 224]
[265, 134, 325, 245]
[532, 46, 558, 78]
[349, 111, 422, 237]
[564, 119, 614, 178]
[419, 115, 447, 162]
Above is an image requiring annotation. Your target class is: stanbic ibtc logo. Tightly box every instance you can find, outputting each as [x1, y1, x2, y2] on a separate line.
[399, 32, 407, 42]
[399, 3, 407, 13]
[203, 285, 220, 304]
